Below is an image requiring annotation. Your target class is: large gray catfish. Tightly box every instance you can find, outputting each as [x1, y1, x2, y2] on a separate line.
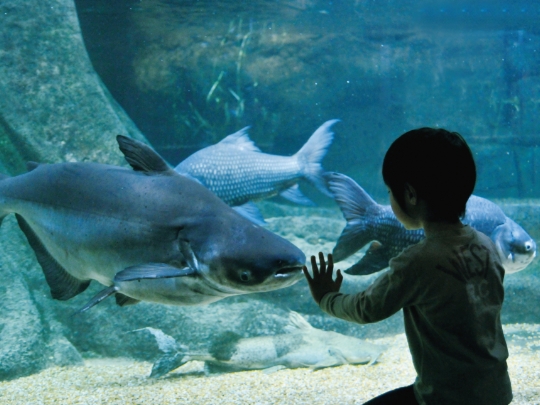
[138, 311, 384, 377]
[175, 120, 339, 223]
[0, 136, 305, 311]
[326, 172, 536, 275]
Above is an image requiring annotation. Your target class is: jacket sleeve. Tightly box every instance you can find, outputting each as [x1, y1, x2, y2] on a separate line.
[319, 250, 420, 324]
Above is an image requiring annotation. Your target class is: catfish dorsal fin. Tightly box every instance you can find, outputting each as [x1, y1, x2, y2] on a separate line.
[133, 327, 178, 353]
[116, 135, 173, 174]
[284, 311, 314, 333]
[218, 127, 261, 152]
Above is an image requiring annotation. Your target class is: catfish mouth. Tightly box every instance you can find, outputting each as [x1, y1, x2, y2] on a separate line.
[275, 265, 304, 279]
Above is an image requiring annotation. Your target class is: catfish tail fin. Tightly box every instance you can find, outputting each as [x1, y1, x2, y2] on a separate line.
[324, 172, 381, 262]
[133, 327, 191, 378]
[295, 119, 339, 197]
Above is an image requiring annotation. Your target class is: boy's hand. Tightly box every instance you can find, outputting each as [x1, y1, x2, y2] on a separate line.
[303, 252, 343, 305]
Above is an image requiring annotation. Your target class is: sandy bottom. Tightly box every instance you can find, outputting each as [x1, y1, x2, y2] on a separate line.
[1, 324, 538, 405]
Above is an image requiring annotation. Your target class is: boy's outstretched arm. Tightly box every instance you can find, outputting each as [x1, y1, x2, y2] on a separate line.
[303, 252, 343, 305]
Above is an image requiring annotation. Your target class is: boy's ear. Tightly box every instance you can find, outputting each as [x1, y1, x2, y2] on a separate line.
[404, 183, 417, 205]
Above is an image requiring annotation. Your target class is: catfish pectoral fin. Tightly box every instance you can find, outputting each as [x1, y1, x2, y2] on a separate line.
[114, 264, 196, 282]
[75, 286, 118, 314]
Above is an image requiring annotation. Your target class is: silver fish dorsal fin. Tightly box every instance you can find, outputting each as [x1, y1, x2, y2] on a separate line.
[218, 127, 261, 152]
[284, 311, 314, 333]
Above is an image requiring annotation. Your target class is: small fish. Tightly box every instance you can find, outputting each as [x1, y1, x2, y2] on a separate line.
[0, 136, 305, 312]
[175, 120, 339, 223]
[139, 311, 384, 377]
[325, 172, 537, 275]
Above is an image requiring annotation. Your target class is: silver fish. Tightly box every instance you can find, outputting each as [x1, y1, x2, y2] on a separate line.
[326, 172, 537, 275]
[0, 136, 305, 312]
[175, 120, 339, 223]
[139, 311, 385, 377]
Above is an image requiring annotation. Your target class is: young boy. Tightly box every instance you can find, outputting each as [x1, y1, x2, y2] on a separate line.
[303, 128, 512, 405]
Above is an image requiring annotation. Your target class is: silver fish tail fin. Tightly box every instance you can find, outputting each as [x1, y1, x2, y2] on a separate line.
[324, 172, 382, 262]
[295, 119, 339, 197]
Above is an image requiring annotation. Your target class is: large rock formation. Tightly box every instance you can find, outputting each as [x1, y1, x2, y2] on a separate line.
[0, 0, 147, 379]
[0, 0, 146, 173]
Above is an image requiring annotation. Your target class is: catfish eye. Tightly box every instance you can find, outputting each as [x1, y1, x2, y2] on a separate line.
[240, 271, 249, 282]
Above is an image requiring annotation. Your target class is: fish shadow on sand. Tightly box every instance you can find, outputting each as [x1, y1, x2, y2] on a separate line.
[135, 311, 385, 378]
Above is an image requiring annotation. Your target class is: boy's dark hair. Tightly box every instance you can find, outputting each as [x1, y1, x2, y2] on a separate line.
[382, 127, 476, 222]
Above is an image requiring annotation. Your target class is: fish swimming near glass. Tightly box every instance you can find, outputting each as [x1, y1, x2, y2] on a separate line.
[325, 172, 536, 275]
[138, 311, 385, 378]
[175, 120, 339, 224]
[0, 136, 306, 312]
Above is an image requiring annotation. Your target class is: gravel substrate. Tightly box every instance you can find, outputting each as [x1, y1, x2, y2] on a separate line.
[1, 324, 538, 405]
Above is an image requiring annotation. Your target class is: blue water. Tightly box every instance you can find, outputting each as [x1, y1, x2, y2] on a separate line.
[76, 0, 540, 203]
[0, 1, 539, 401]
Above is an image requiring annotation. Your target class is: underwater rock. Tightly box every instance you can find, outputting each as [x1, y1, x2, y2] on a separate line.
[0, 216, 82, 380]
[0, 0, 147, 174]
[0, 261, 45, 380]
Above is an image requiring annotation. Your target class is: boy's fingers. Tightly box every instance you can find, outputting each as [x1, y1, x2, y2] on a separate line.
[310, 255, 319, 277]
[302, 266, 312, 282]
[336, 270, 343, 291]
[328, 253, 334, 269]
[326, 253, 334, 278]
[336, 269, 344, 286]
[318, 252, 326, 273]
